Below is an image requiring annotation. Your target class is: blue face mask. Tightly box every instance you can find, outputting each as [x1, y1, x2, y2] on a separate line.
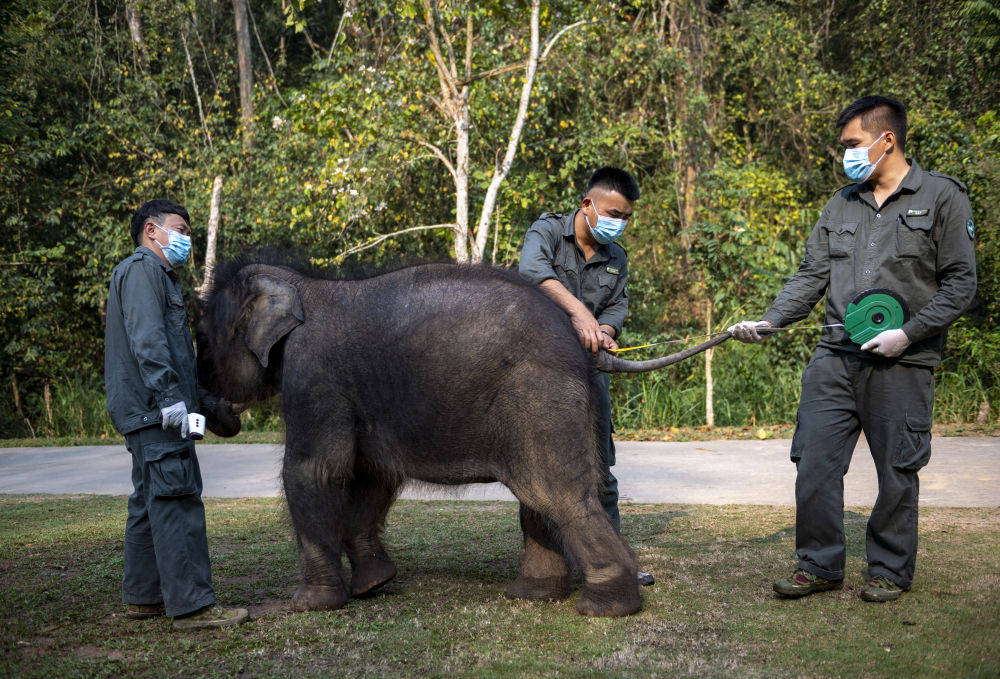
[153, 224, 192, 267]
[842, 132, 887, 182]
[584, 201, 628, 244]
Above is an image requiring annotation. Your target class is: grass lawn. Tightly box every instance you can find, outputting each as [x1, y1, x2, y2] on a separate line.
[1, 496, 998, 678]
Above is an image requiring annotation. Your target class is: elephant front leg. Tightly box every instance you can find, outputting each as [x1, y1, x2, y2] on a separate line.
[283, 457, 351, 611]
[507, 503, 571, 601]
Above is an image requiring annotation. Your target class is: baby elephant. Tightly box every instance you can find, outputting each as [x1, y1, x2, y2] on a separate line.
[198, 253, 644, 616]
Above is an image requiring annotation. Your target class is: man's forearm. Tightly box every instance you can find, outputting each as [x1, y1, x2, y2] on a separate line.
[539, 279, 592, 320]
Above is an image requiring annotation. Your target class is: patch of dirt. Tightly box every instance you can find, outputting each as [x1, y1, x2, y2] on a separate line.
[73, 644, 126, 661]
[12, 635, 58, 660]
[249, 598, 290, 618]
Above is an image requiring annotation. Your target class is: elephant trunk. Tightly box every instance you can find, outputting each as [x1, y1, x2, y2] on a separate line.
[592, 332, 733, 373]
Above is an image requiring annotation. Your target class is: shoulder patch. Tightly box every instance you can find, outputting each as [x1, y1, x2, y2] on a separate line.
[928, 171, 967, 192]
[967, 218, 975, 240]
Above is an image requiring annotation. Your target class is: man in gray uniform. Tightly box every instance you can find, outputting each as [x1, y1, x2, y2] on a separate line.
[729, 96, 977, 601]
[519, 167, 654, 587]
[105, 199, 247, 629]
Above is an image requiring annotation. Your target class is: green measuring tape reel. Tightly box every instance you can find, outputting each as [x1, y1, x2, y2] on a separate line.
[843, 288, 909, 345]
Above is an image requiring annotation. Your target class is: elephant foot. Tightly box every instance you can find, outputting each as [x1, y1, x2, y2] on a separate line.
[576, 578, 642, 617]
[350, 558, 397, 597]
[291, 583, 349, 612]
[507, 575, 572, 602]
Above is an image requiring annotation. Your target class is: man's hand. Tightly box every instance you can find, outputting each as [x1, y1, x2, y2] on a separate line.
[571, 312, 603, 353]
[860, 328, 911, 358]
[160, 400, 190, 438]
[599, 326, 619, 352]
[727, 320, 774, 343]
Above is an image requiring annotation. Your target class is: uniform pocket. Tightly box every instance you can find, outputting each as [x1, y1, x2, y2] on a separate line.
[826, 222, 858, 258]
[166, 291, 188, 331]
[144, 440, 201, 498]
[790, 416, 803, 463]
[896, 214, 933, 258]
[892, 413, 932, 471]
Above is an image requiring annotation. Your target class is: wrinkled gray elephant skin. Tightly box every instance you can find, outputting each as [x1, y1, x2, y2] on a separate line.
[198, 252, 651, 617]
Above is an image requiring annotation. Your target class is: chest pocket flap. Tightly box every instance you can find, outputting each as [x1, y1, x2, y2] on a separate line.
[898, 211, 934, 257]
[826, 221, 858, 258]
[598, 272, 618, 290]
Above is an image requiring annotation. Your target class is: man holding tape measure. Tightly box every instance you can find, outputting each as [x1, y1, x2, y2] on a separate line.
[728, 96, 977, 602]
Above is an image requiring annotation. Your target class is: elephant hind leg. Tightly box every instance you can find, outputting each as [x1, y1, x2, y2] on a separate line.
[342, 464, 400, 597]
[507, 504, 571, 602]
[505, 472, 640, 617]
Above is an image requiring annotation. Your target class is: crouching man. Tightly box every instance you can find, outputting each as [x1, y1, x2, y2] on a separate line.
[104, 199, 247, 629]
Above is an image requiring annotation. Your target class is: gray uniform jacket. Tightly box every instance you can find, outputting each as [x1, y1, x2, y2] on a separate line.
[762, 161, 977, 366]
[105, 246, 201, 435]
[519, 211, 629, 336]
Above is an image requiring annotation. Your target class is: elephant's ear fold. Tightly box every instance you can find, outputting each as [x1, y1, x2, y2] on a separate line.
[242, 274, 304, 367]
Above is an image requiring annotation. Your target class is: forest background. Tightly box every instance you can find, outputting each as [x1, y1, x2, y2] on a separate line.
[2, 0, 998, 439]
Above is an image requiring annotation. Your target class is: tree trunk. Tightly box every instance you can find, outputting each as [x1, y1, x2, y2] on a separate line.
[471, 0, 541, 263]
[199, 174, 224, 297]
[233, 0, 254, 146]
[704, 300, 714, 427]
[125, 1, 149, 69]
[453, 100, 470, 262]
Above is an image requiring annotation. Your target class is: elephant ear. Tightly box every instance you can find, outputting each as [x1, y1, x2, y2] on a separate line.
[241, 274, 305, 367]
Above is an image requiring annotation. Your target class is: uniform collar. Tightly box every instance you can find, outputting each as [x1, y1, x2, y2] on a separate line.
[563, 210, 612, 260]
[848, 159, 923, 198]
[135, 245, 177, 279]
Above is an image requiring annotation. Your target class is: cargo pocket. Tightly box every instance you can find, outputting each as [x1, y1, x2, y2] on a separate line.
[144, 440, 201, 498]
[892, 413, 932, 471]
[790, 416, 803, 463]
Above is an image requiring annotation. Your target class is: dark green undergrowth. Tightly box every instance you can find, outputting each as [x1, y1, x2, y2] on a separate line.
[1, 496, 997, 678]
[5, 335, 998, 442]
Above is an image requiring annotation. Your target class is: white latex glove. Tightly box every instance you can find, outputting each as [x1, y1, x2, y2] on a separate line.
[726, 320, 774, 343]
[160, 400, 190, 438]
[860, 328, 911, 358]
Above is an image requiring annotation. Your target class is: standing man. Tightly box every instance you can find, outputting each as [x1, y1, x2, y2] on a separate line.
[728, 96, 977, 601]
[105, 199, 248, 629]
[519, 167, 654, 587]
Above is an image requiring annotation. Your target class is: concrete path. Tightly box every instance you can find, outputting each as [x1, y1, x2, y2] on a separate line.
[1, 438, 997, 507]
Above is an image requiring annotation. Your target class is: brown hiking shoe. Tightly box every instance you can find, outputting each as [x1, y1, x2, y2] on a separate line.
[773, 568, 843, 598]
[860, 575, 903, 602]
[172, 605, 248, 630]
[125, 603, 165, 619]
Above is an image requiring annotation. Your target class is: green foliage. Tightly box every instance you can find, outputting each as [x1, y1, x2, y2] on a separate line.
[2, 0, 998, 437]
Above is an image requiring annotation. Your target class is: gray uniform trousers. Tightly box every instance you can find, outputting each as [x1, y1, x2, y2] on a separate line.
[122, 426, 216, 616]
[792, 349, 934, 589]
[592, 370, 620, 532]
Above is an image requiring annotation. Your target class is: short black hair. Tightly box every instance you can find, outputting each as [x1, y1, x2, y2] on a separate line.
[586, 167, 640, 202]
[130, 199, 190, 246]
[836, 96, 908, 151]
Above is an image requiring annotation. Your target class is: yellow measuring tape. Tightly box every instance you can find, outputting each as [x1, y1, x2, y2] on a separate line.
[614, 333, 721, 354]
[614, 324, 844, 354]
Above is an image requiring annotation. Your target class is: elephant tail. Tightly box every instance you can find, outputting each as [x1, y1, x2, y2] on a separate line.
[592, 332, 733, 373]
